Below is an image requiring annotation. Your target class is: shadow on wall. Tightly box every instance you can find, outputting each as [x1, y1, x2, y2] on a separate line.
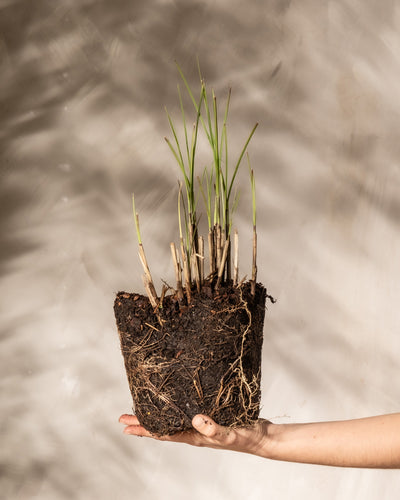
[2, 0, 399, 269]
[2, 2, 397, 260]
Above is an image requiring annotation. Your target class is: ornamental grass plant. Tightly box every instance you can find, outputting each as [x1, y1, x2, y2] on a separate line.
[114, 62, 273, 436]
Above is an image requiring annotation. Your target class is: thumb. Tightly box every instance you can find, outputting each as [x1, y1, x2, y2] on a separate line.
[192, 415, 219, 438]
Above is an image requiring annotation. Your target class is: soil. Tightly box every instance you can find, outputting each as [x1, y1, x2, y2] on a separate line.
[114, 281, 271, 436]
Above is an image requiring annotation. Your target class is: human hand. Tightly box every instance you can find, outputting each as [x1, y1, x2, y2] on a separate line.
[119, 412, 400, 468]
[119, 414, 272, 456]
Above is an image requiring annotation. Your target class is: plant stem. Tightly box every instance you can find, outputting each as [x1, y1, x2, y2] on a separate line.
[208, 229, 214, 275]
[248, 160, 257, 295]
[132, 194, 158, 305]
[227, 122, 259, 202]
[138, 245, 158, 304]
[198, 236, 204, 285]
[233, 228, 239, 285]
[170, 242, 184, 300]
[216, 239, 230, 289]
[251, 228, 257, 296]
[141, 275, 158, 309]
[216, 223, 222, 272]
[180, 237, 192, 303]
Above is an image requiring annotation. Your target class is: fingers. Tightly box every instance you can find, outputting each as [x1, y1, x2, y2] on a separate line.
[192, 415, 219, 438]
[119, 414, 153, 437]
[118, 413, 234, 449]
[124, 424, 153, 437]
[119, 412, 271, 457]
[119, 414, 139, 425]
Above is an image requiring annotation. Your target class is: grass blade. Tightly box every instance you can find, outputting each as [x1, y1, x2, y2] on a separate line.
[227, 122, 258, 202]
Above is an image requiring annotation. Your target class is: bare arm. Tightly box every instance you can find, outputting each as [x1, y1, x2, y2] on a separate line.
[119, 413, 400, 469]
[265, 413, 400, 468]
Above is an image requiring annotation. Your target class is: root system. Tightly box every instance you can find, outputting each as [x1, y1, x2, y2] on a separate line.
[114, 281, 268, 436]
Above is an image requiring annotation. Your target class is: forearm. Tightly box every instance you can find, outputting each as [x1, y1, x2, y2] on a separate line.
[259, 413, 400, 468]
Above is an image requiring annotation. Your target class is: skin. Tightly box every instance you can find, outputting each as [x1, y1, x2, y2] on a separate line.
[119, 412, 400, 468]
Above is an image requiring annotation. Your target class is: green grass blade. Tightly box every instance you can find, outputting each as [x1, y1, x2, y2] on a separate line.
[177, 84, 191, 166]
[220, 87, 231, 175]
[176, 61, 199, 112]
[165, 136, 189, 188]
[176, 61, 211, 144]
[227, 122, 258, 201]
[213, 90, 219, 165]
[221, 88, 230, 202]
[182, 87, 204, 224]
[197, 172, 212, 229]
[202, 82, 214, 149]
[247, 154, 256, 227]
[177, 182, 183, 240]
[165, 107, 188, 183]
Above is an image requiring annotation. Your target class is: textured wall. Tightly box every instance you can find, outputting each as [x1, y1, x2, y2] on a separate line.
[1, 1, 400, 499]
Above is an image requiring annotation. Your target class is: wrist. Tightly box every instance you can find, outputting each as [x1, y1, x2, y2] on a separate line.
[245, 420, 283, 459]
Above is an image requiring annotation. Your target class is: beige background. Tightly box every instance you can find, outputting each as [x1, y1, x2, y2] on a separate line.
[1, 1, 400, 499]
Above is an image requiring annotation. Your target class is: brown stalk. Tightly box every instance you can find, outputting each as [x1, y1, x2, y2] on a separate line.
[180, 238, 192, 303]
[170, 242, 184, 300]
[225, 237, 231, 282]
[189, 222, 201, 292]
[215, 239, 230, 289]
[208, 229, 214, 275]
[159, 284, 168, 307]
[216, 224, 222, 272]
[220, 229, 226, 280]
[191, 252, 201, 292]
[138, 243, 158, 305]
[141, 275, 158, 309]
[233, 228, 239, 285]
[225, 208, 232, 281]
[198, 236, 204, 285]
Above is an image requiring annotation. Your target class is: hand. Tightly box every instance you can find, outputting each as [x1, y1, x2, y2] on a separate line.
[119, 414, 272, 456]
[119, 412, 400, 468]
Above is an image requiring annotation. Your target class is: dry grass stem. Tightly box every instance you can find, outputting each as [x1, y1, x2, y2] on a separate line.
[180, 239, 192, 303]
[216, 224, 222, 272]
[170, 242, 184, 300]
[191, 252, 201, 292]
[226, 237, 232, 281]
[208, 230, 215, 274]
[233, 229, 239, 285]
[138, 244, 158, 304]
[141, 275, 158, 308]
[198, 236, 204, 284]
[216, 239, 231, 289]
[188, 224, 201, 292]
[159, 284, 168, 306]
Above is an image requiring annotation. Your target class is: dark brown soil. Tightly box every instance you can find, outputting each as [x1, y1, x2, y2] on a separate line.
[114, 281, 270, 436]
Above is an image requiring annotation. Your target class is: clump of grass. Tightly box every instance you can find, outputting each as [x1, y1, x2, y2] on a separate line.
[133, 62, 260, 305]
